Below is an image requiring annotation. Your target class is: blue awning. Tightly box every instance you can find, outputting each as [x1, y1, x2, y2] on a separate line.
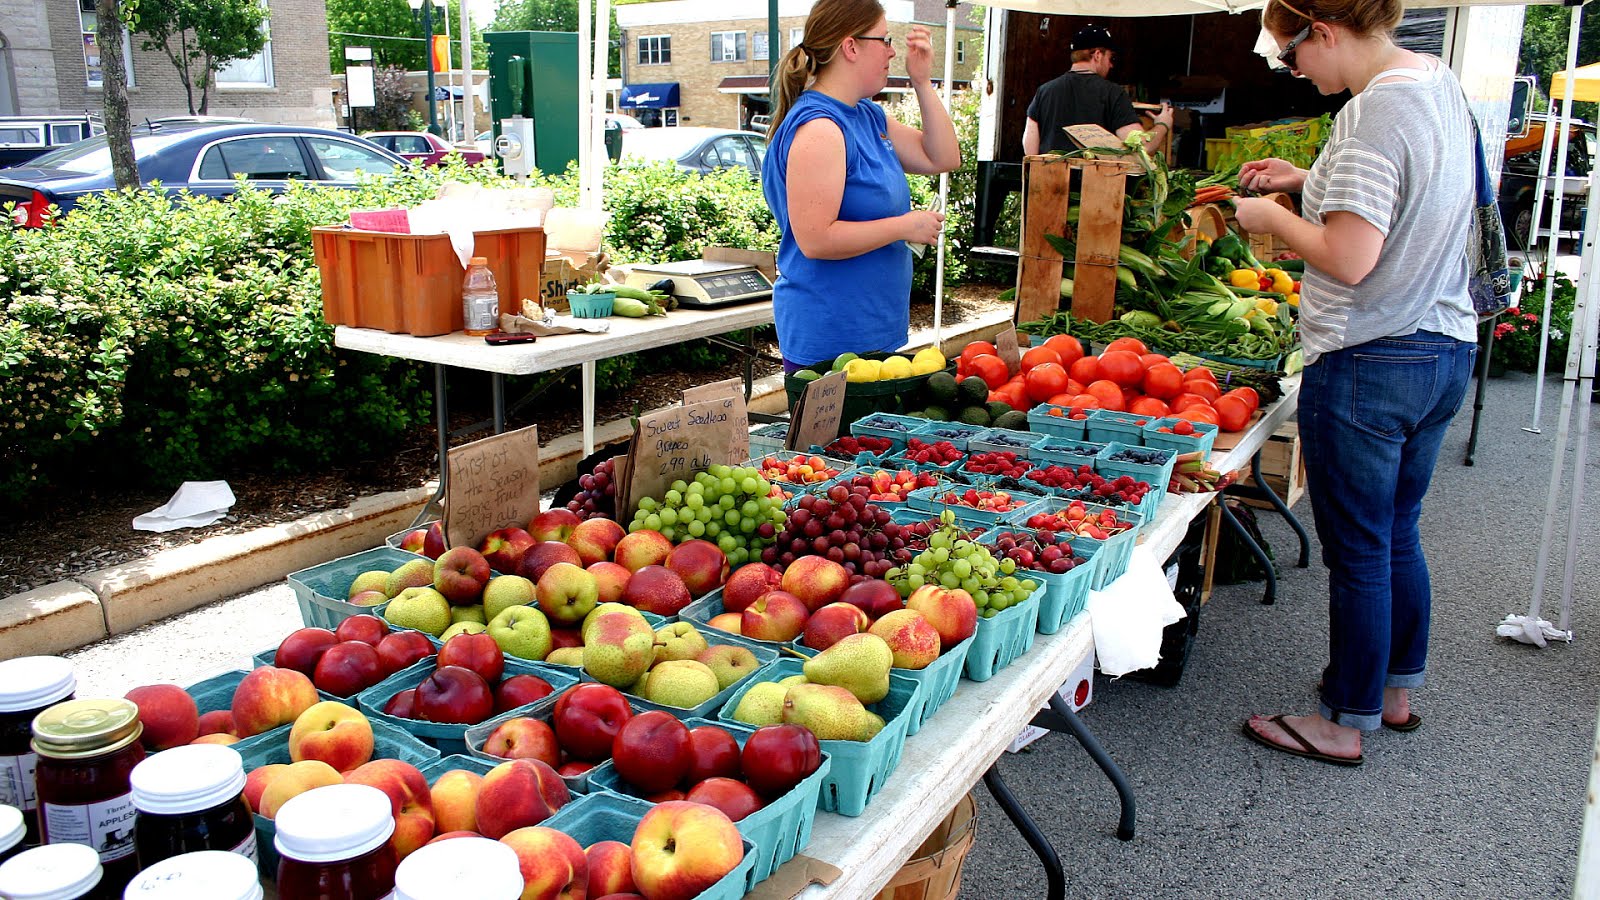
[620, 82, 680, 109]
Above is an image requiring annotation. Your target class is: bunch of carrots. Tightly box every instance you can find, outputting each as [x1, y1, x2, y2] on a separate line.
[1189, 184, 1236, 206]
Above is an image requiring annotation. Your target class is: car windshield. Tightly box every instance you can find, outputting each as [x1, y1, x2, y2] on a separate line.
[622, 130, 711, 162]
[24, 132, 191, 174]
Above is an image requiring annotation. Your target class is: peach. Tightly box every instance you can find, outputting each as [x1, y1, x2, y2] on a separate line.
[585, 840, 638, 898]
[587, 561, 633, 605]
[189, 733, 240, 746]
[500, 825, 587, 900]
[288, 701, 374, 773]
[195, 709, 235, 737]
[427, 830, 481, 844]
[613, 530, 673, 572]
[869, 609, 941, 669]
[475, 758, 570, 839]
[429, 768, 484, 835]
[663, 539, 729, 598]
[722, 562, 783, 614]
[231, 666, 319, 737]
[905, 585, 978, 651]
[344, 759, 436, 860]
[780, 556, 851, 612]
[568, 517, 626, 567]
[630, 801, 744, 900]
[125, 684, 200, 751]
[707, 612, 743, 635]
[482, 717, 560, 767]
[243, 763, 289, 813]
[257, 760, 343, 819]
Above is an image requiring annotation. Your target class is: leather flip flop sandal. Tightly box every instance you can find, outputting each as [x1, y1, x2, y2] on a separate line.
[1242, 715, 1364, 767]
[1383, 713, 1422, 733]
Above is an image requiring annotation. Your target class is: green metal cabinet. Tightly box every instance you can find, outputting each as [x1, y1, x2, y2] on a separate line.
[485, 31, 579, 177]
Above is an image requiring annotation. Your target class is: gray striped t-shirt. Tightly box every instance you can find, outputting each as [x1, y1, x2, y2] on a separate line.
[1297, 56, 1480, 364]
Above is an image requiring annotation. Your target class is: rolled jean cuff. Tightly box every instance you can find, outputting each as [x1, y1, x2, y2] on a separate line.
[1319, 703, 1381, 732]
[1386, 670, 1426, 689]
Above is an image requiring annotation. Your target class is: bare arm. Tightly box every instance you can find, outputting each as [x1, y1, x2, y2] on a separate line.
[885, 27, 960, 174]
[1114, 103, 1174, 155]
[1234, 200, 1384, 284]
[1022, 118, 1041, 156]
[786, 118, 940, 260]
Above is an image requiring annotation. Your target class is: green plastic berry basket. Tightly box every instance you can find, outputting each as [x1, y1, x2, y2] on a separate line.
[285, 546, 424, 630]
[783, 633, 975, 736]
[748, 422, 790, 458]
[963, 579, 1044, 682]
[356, 657, 579, 756]
[234, 715, 440, 877]
[185, 669, 249, 717]
[585, 717, 832, 888]
[907, 420, 987, 452]
[1142, 416, 1219, 460]
[1084, 409, 1153, 445]
[1026, 403, 1089, 440]
[568, 291, 616, 318]
[968, 427, 1048, 461]
[460, 685, 653, 795]
[977, 531, 1094, 635]
[416, 753, 497, 781]
[543, 790, 759, 900]
[1032, 436, 1109, 470]
[716, 659, 921, 817]
[850, 412, 928, 451]
[1094, 442, 1177, 496]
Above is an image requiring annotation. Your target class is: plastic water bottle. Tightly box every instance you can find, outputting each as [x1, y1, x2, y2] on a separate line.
[462, 257, 499, 336]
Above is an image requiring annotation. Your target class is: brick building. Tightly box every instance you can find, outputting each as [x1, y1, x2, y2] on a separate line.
[0, 0, 334, 125]
[614, 0, 982, 131]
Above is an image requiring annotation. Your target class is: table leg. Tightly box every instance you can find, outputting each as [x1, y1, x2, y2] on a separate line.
[1249, 451, 1309, 568]
[582, 359, 596, 459]
[982, 764, 1066, 900]
[1030, 693, 1137, 841]
[1463, 314, 1497, 466]
[1219, 500, 1276, 604]
[491, 374, 506, 434]
[416, 363, 450, 527]
[743, 328, 755, 401]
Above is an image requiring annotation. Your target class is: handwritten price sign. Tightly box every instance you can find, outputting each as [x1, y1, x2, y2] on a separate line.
[623, 395, 747, 520]
[787, 370, 847, 450]
[445, 425, 542, 551]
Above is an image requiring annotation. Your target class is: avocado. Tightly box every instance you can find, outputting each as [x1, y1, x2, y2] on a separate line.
[986, 401, 1014, 421]
[958, 376, 990, 405]
[831, 352, 859, 373]
[958, 406, 991, 427]
[922, 405, 951, 422]
[994, 410, 1030, 431]
[925, 371, 958, 404]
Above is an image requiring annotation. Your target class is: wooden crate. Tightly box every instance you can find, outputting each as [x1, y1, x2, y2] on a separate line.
[1014, 154, 1140, 327]
[1235, 420, 1306, 509]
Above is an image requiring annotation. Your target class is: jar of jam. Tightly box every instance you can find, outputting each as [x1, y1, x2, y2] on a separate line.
[390, 837, 521, 900]
[122, 849, 263, 900]
[130, 744, 255, 869]
[274, 784, 397, 900]
[0, 656, 77, 846]
[31, 699, 145, 895]
[0, 803, 26, 865]
[0, 842, 107, 899]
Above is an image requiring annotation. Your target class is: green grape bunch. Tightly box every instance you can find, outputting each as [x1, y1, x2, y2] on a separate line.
[885, 517, 1040, 619]
[628, 464, 788, 568]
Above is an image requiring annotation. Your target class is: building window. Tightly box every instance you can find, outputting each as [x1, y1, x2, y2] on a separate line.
[78, 0, 134, 88]
[956, 40, 964, 64]
[216, 1, 273, 87]
[711, 31, 746, 62]
[637, 35, 671, 66]
[790, 28, 805, 50]
[753, 32, 768, 61]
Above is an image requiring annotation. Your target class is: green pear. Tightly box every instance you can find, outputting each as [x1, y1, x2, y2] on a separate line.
[488, 605, 552, 661]
[440, 621, 487, 640]
[483, 575, 537, 621]
[728, 682, 789, 727]
[347, 570, 390, 599]
[383, 587, 452, 636]
[654, 622, 710, 665]
[582, 603, 649, 643]
[783, 683, 883, 741]
[450, 604, 487, 625]
[583, 611, 656, 688]
[384, 559, 436, 599]
[801, 633, 892, 704]
[778, 674, 809, 687]
[630, 670, 651, 696]
[641, 660, 720, 709]
[547, 647, 585, 666]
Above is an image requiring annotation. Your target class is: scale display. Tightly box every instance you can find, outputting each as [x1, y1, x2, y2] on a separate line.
[627, 259, 773, 309]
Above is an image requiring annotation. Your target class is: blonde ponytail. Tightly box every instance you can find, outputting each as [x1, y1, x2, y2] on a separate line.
[767, 0, 884, 134]
[769, 45, 814, 135]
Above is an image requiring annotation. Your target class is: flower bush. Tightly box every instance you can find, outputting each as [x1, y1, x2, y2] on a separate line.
[1493, 311, 1553, 373]
[1499, 275, 1576, 373]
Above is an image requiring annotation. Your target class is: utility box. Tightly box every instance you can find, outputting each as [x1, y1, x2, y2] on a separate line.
[485, 31, 579, 177]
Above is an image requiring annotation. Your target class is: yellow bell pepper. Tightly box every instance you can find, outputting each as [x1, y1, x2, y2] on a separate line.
[1265, 268, 1295, 294]
[1286, 292, 1300, 308]
[1228, 269, 1259, 289]
[1254, 297, 1279, 316]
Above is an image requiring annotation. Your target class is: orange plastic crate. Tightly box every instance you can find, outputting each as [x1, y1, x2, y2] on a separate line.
[312, 226, 547, 336]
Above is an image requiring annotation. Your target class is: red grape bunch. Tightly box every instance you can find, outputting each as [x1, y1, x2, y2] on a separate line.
[566, 458, 617, 520]
[760, 484, 913, 579]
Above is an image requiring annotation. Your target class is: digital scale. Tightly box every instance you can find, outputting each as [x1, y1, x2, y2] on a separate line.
[625, 258, 774, 309]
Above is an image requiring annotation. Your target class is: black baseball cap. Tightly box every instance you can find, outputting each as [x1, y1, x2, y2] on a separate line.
[1071, 24, 1119, 53]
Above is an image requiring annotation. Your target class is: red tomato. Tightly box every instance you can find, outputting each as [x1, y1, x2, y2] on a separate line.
[1085, 380, 1126, 411]
[1043, 335, 1085, 370]
[1065, 378, 1087, 396]
[1105, 337, 1149, 356]
[1068, 355, 1101, 385]
[1170, 393, 1212, 413]
[1142, 363, 1184, 400]
[1097, 350, 1144, 388]
[1006, 373, 1027, 388]
[1047, 392, 1076, 406]
[956, 359, 970, 378]
[1223, 386, 1260, 414]
[1020, 346, 1062, 372]
[1139, 352, 1169, 369]
[1182, 366, 1218, 385]
[999, 382, 1030, 411]
[970, 354, 1009, 390]
[1121, 386, 1142, 410]
[1175, 405, 1220, 425]
[1185, 380, 1223, 403]
[1067, 394, 1102, 414]
[1024, 363, 1070, 403]
[961, 341, 998, 367]
[1129, 397, 1170, 417]
[1213, 395, 1252, 432]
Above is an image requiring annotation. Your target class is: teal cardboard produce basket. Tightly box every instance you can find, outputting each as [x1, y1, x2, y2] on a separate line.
[286, 546, 426, 629]
[356, 657, 579, 756]
[543, 791, 759, 900]
[963, 580, 1044, 681]
[977, 531, 1094, 634]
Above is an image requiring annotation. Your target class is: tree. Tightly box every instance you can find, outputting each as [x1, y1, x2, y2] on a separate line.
[1517, 7, 1600, 122]
[98, 0, 138, 190]
[132, 0, 268, 115]
[494, 0, 621, 77]
[326, 0, 487, 75]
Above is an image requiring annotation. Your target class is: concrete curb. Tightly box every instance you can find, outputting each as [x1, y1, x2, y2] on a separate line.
[1, 307, 1014, 652]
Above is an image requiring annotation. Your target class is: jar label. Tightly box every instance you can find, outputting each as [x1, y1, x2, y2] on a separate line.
[43, 794, 137, 862]
[233, 830, 260, 864]
[0, 752, 38, 810]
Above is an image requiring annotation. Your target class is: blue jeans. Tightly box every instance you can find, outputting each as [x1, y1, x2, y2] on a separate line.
[1298, 331, 1476, 731]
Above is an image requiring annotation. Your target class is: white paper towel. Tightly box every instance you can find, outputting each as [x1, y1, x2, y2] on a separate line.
[133, 481, 236, 532]
[1086, 545, 1188, 677]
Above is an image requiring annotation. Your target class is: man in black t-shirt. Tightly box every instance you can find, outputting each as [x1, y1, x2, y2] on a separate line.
[1022, 24, 1172, 155]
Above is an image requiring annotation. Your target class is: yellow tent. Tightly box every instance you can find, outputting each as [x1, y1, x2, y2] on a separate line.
[1549, 62, 1600, 103]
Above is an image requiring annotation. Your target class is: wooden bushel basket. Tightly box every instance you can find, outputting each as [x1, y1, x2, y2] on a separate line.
[873, 792, 979, 900]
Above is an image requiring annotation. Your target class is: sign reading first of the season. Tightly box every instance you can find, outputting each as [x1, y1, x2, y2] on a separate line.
[444, 424, 541, 550]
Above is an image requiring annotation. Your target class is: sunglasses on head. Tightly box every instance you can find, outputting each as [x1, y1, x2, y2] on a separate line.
[1278, 24, 1312, 70]
[852, 33, 893, 47]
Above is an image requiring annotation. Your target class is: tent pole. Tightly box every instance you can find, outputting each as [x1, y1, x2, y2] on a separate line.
[933, 0, 957, 349]
[593, 0, 610, 212]
[1529, 4, 1583, 431]
[578, 0, 593, 208]
[1555, 203, 1599, 635]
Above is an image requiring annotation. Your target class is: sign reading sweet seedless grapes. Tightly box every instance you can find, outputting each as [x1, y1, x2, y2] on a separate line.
[622, 396, 747, 521]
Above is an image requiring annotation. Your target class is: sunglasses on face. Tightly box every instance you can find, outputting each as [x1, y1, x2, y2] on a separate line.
[853, 34, 893, 48]
[1278, 24, 1311, 70]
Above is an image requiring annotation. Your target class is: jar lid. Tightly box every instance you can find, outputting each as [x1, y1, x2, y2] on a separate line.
[0, 805, 22, 855]
[131, 744, 247, 816]
[273, 784, 395, 864]
[392, 837, 522, 900]
[469, 256, 488, 264]
[31, 698, 142, 759]
[0, 843, 103, 899]
[122, 850, 263, 900]
[0, 657, 76, 713]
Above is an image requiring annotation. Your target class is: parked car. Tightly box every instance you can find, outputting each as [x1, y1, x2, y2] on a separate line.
[0, 121, 407, 227]
[0, 115, 104, 168]
[362, 131, 487, 167]
[619, 127, 767, 178]
[472, 114, 643, 157]
[1499, 116, 1594, 251]
[749, 114, 771, 135]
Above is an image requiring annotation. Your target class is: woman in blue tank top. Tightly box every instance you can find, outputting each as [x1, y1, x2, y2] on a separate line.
[760, 0, 961, 370]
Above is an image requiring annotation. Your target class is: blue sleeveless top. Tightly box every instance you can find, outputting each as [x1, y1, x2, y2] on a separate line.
[762, 91, 913, 367]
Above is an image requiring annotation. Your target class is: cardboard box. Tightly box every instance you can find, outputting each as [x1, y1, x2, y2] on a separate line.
[1007, 650, 1097, 753]
[536, 250, 608, 314]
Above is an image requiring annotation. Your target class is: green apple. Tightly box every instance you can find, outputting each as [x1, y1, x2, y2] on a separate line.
[483, 575, 536, 622]
[488, 605, 553, 661]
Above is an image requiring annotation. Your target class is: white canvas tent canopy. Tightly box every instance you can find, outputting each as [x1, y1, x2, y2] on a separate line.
[975, 0, 1570, 12]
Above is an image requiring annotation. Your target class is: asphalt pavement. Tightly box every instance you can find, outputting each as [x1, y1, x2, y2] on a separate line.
[62, 368, 1600, 900]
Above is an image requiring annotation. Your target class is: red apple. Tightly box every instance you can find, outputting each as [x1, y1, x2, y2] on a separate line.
[568, 517, 626, 567]
[611, 711, 692, 793]
[413, 666, 494, 724]
[383, 689, 417, 718]
[587, 561, 633, 604]
[684, 725, 741, 784]
[478, 526, 536, 574]
[376, 631, 435, 676]
[780, 556, 852, 612]
[740, 590, 809, 642]
[482, 717, 560, 767]
[802, 602, 870, 651]
[549, 628, 584, 651]
[434, 547, 492, 607]
[741, 724, 822, 799]
[685, 777, 764, 822]
[516, 541, 584, 583]
[621, 565, 692, 616]
[334, 614, 390, 648]
[630, 801, 744, 900]
[196, 709, 235, 737]
[527, 508, 582, 543]
[436, 632, 505, 685]
[125, 684, 199, 751]
[840, 578, 906, 619]
[663, 539, 730, 598]
[398, 528, 428, 554]
[274, 627, 339, 677]
[722, 563, 783, 614]
[558, 760, 595, 778]
[551, 683, 632, 762]
[400, 522, 446, 559]
[494, 674, 556, 713]
[613, 530, 673, 572]
[312, 641, 386, 697]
